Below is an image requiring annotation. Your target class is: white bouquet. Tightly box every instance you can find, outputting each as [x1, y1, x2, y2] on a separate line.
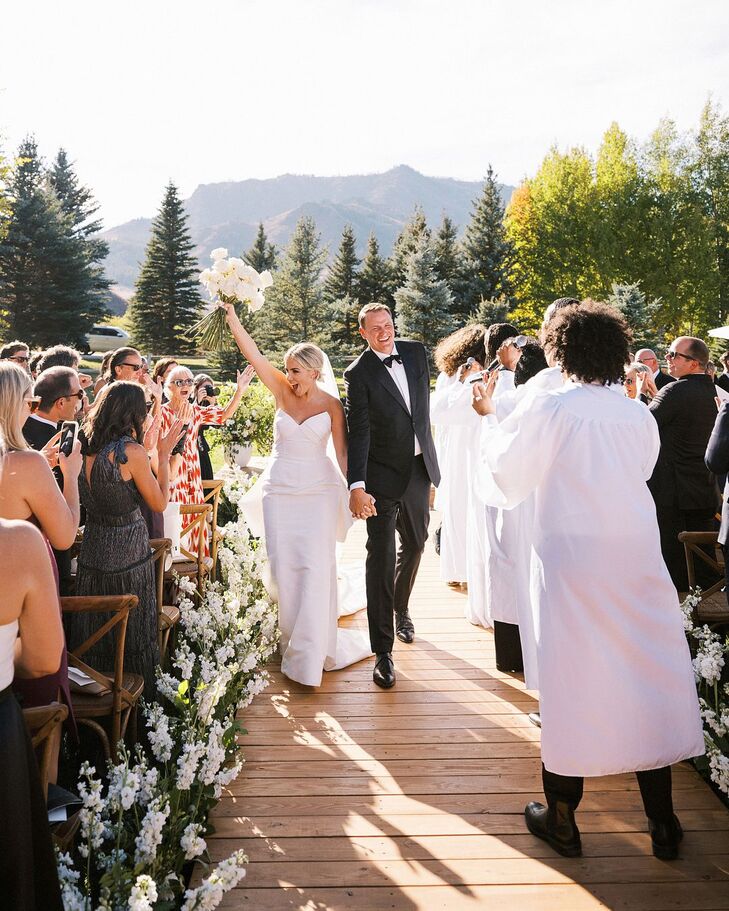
[189, 248, 273, 350]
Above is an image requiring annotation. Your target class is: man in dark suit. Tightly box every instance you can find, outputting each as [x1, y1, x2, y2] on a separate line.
[635, 348, 675, 390]
[705, 401, 729, 603]
[23, 366, 83, 592]
[646, 337, 719, 590]
[714, 351, 729, 395]
[345, 303, 440, 689]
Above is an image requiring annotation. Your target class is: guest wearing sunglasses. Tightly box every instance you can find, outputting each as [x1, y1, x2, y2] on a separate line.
[108, 347, 146, 383]
[160, 364, 254, 558]
[1, 341, 31, 373]
[639, 336, 721, 590]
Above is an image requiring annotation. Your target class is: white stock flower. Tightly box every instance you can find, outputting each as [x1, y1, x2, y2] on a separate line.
[181, 822, 208, 860]
[180, 849, 247, 911]
[146, 703, 174, 762]
[107, 764, 141, 811]
[134, 796, 170, 865]
[176, 740, 206, 791]
[129, 874, 158, 911]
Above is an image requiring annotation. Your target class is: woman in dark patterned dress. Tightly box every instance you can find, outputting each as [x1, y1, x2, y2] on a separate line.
[67, 382, 183, 700]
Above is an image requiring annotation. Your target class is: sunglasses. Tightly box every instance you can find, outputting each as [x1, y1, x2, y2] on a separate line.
[120, 362, 144, 372]
[55, 390, 85, 403]
[25, 396, 41, 413]
[665, 351, 695, 362]
[172, 379, 194, 387]
[11, 355, 30, 364]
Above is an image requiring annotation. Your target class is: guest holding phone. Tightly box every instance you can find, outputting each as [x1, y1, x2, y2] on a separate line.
[193, 373, 219, 482]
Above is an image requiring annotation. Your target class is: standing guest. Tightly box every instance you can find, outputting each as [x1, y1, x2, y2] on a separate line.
[93, 351, 114, 396]
[1, 340, 31, 373]
[28, 351, 44, 379]
[635, 348, 675, 390]
[430, 324, 487, 586]
[642, 336, 720, 590]
[152, 357, 179, 387]
[36, 344, 80, 373]
[705, 400, 729, 604]
[193, 373, 219, 482]
[624, 362, 656, 403]
[714, 351, 729, 394]
[108, 347, 147, 384]
[345, 303, 440, 689]
[0, 518, 65, 911]
[23, 366, 84, 592]
[161, 365, 253, 558]
[473, 301, 703, 860]
[706, 360, 729, 404]
[68, 382, 183, 699]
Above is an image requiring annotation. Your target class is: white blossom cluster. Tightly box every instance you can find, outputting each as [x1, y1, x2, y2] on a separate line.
[57, 470, 279, 909]
[199, 247, 273, 312]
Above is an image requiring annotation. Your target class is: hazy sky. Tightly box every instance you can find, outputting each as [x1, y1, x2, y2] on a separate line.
[1, 0, 727, 227]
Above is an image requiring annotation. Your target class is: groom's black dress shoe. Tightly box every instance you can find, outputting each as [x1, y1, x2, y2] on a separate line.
[649, 814, 683, 860]
[395, 611, 415, 644]
[525, 801, 582, 857]
[373, 653, 396, 689]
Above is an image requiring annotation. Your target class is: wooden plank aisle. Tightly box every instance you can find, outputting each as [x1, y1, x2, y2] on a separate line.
[204, 511, 729, 910]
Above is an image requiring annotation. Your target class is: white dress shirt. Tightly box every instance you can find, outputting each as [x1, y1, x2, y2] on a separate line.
[350, 344, 421, 492]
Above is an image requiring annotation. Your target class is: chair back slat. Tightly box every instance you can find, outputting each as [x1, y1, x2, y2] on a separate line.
[23, 703, 68, 801]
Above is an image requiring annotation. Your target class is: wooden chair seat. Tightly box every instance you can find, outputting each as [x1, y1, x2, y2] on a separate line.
[695, 591, 729, 624]
[160, 604, 181, 629]
[71, 672, 144, 718]
[679, 530, 729, 629]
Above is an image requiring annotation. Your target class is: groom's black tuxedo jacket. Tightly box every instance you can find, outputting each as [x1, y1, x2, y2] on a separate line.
[344, 340, 440, 499]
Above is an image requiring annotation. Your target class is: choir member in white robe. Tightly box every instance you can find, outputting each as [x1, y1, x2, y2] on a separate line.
[430, 325, 488, 584]
[473, 301, 703, 861]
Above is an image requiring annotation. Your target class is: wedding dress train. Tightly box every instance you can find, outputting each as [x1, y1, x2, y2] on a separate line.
[241, 410, 372, 686]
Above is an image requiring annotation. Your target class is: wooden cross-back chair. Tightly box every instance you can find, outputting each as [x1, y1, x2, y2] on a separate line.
[149, 537, 180, 663]
[678, 530, 729, 628]
[61, 595, 143, 761]
[202, 479, 224, 579]
[23, 703, 68, 801]
[165, 503, 212, 595]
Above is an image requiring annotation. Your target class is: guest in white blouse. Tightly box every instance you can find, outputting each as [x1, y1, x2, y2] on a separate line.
[472, 301, 703, 861]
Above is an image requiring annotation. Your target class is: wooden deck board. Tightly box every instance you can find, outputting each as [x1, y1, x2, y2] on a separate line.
[197, 512, 729, 909]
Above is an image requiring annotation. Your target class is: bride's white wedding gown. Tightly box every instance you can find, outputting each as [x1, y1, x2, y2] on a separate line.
[241, 409, 372, 686]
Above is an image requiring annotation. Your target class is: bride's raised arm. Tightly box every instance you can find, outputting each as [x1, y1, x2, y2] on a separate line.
[223, 302, 289, 399]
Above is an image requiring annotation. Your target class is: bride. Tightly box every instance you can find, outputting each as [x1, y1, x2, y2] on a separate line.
[221, 304, 372, 686]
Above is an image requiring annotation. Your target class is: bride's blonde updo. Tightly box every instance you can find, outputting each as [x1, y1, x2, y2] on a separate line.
[284, 342, 325, 381]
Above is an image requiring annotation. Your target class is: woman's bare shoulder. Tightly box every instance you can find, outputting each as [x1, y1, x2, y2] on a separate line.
[0, 516, 46, 553]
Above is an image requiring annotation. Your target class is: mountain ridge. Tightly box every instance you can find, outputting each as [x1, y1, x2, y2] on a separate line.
[101, 165, 514, 297]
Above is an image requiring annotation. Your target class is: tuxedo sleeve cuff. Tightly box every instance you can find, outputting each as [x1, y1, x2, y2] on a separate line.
[349, 481, 366, 491]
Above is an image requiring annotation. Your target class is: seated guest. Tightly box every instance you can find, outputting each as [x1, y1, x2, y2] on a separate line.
[0, 518, 64, 910]
[66, 382, 184, 700]
[23, 366, 84, 592]
[643, 336, 720, 590]
[635, 348, 675, 390]
[1, 340, 31, 373]
[472, 301, 703, 860]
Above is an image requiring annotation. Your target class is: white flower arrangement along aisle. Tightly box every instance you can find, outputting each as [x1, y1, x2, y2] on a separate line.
[681, 592, 729, 797]
[57, 468, 279, 911]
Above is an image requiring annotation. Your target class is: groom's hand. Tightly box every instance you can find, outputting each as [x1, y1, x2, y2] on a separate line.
[350, 488, 377, 520]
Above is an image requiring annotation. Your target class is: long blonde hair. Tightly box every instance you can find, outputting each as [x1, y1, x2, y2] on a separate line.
[0, 361, 31, 455]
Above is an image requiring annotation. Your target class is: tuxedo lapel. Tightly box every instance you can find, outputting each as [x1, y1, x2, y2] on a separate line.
[398, 343, 419, 412]
[364, 348, 410, 414]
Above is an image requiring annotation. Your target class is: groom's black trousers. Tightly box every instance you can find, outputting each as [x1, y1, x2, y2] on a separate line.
[365, 455, 431, 654]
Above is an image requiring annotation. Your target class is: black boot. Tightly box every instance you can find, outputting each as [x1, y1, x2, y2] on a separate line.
[649, 814, 683, 860]
[395, 611, 415, 644]
[525, 801, 582, 857]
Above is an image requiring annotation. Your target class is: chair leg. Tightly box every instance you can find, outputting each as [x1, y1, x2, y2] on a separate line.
[79, 718, 111, 762]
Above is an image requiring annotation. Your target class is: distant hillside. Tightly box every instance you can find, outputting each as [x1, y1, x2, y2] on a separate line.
[100, 165, 514, 299]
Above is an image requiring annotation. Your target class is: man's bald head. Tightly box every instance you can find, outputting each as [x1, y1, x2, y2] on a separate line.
[635, 349, 659, 373]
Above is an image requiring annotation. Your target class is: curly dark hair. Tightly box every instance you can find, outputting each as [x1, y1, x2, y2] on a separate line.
[486, 323, 519, 362]
[434, 325, 487, 376]
[82, 381, 147, 454]
[542, 300, 631, 385]
[513, 338, 548, 386]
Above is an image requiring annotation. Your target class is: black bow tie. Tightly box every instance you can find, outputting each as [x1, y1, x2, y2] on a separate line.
[382, 354, 402, 368]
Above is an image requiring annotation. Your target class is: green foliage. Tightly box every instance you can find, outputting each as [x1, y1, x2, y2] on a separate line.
[256, 216, 327, 354]
[244, 222, 278, 272]
[606, 281, 664, 350]
[207, 380, 275, 456]
[389, 207, 430, 312]
[323, 226, 361, 354]
[394, 233, 455, 353]
[469, 295, 513, 327]
[357, 233, 392, 308]
[127, 182, 202, 354]
[0, 136, 108, 346]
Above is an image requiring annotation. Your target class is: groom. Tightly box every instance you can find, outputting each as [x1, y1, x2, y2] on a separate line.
[344, 303, 440, 689]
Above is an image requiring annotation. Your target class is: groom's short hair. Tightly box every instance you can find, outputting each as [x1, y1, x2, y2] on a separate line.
[359, 303, 393, 328]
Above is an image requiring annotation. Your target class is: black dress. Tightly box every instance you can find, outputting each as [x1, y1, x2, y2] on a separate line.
[66, 438, 159, 701]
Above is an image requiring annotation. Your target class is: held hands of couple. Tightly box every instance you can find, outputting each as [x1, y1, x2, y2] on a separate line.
[349, 488, 377, 520]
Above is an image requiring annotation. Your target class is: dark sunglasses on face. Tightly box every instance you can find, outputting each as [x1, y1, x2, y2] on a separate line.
[666, 350, 695, 362]
[120, 362, 144, 372]
[55, 390, 85, 403]
[172, 379, 194, 387]
[10, 355, 30, 364]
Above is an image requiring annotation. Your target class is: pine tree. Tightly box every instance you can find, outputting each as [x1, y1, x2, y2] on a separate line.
[257, 216, 327, 353]
[389, 207, 431, 295]
[394, 233, 455, 355]
[357, 233, 392, 308]
[469, 295, 512, 326]
[607, 281, 664, 349]
[127, 182, 202, 354]
[324, 225, 360, 302]
[321, 226, 361, 357]
[461, 165, 513, 314]
[0, 136, 107, 346]
[433, 214, 468, 315]
[244, 222, 278, 272]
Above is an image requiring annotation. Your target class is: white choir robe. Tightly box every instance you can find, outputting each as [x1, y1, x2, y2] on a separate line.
[477, 380, 704, 777]
[431, 372, 470, 582]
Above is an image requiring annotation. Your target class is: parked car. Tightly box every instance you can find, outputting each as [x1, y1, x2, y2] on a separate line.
[84, 325, 130, 353]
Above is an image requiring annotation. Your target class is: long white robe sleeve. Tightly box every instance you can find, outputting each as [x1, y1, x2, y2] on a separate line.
[475, 381, 704, 776]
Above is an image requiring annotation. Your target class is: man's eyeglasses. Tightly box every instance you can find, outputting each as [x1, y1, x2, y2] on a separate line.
[25, 396, 41, 413]
[666, 350, 696, 362]
[120, 362, 144, 372]
[55, 390, 85, 403]
[10, 355, 30, 364]
[172, 379, 194, 387]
